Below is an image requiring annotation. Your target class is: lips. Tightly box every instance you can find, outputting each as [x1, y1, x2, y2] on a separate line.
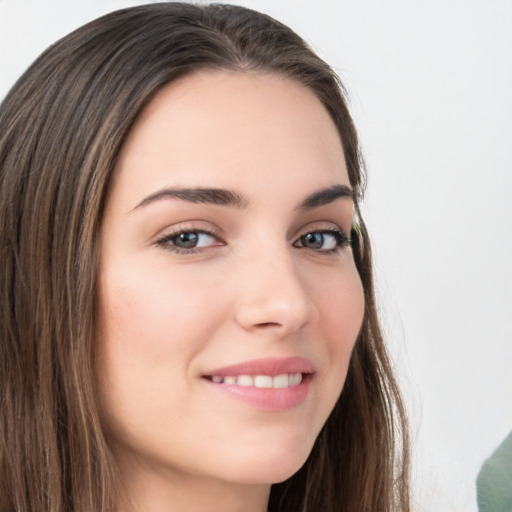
[201, 356, 315, 411]
[203, 356, 315, 377]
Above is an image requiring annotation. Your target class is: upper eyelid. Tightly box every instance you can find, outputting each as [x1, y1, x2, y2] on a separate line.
[292, 220, 348, 238]
[294, 227, 349, 244]
[154, 220, 348, 240]
[153, 223, 224, 242]
[155, 226, 348, 252]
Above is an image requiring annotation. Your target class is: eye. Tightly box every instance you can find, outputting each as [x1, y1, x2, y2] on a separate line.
[156, 229, 222, 253]
[294, 229, 350, 253]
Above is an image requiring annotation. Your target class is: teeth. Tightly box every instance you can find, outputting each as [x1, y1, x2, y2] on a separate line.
[237, 375, 253, 387]
[289, 373, 303, 386]
[209, 373, 304, 388]
[273, 373, 290, 389]
[254, 375, 273, 388]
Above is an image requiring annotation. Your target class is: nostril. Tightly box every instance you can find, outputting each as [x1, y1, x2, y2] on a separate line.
[255, 322, 281, 328]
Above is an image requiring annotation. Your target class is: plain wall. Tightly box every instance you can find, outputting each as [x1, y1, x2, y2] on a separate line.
[1, 1, 511, 511]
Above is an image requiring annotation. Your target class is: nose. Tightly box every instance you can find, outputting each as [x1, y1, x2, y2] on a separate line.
[233, 245, 319, 336]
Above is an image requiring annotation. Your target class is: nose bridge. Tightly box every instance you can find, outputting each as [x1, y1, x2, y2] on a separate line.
[234, 234, 317, 334]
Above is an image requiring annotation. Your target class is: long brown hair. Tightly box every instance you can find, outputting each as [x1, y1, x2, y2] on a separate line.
[0, 3, 409, 511]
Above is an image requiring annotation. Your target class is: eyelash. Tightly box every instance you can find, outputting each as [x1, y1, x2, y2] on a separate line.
[155, 226, 351, 256]
[154, 227, 223, 255]
[293, 228, 350, 254]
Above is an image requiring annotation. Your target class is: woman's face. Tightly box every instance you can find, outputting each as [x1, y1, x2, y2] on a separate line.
[96, 71, 364, 491]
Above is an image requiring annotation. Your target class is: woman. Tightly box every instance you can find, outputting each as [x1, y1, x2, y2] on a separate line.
[0, 3, 410, 511]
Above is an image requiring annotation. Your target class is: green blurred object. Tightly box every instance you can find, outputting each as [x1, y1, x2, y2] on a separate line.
[476, 430, 512, 512]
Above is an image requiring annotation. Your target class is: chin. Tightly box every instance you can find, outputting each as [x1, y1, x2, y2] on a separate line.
[216, 438, 313, 485]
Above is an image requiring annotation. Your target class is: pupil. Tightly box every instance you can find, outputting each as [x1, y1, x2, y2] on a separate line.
[304, 232, 323, 248]
[175, 232, 198, 248]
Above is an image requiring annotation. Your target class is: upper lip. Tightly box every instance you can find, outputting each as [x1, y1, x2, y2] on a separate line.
[202, 356, 316, 377]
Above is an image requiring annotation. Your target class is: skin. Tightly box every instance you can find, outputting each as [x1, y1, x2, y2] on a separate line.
[96, 70, 365, 512]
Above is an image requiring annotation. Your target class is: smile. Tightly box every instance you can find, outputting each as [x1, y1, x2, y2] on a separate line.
[206, 373, 303, 388]
[201, 357, 315, 411]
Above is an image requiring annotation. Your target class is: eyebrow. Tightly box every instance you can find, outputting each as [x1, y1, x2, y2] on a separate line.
[133, 187, 248, 210]
[132, 184, 353, 212]
[296, 184, 354, 211]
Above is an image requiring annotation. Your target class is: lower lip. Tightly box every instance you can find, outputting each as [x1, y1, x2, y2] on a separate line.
[201, 375, 312, 412]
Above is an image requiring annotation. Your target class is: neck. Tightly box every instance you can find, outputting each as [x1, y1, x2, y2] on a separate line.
[115, 454, 271, 512]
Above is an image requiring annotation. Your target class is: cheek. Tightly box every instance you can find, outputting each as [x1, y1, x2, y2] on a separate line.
[94, 263, 225, 414]
[94, 265, 236, 471]
[97, 263, 224, 358]
[320, 263, 364, 336]
[313, 263, 365, 381]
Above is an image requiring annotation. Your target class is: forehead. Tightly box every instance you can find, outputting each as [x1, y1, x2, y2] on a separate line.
[112, 70, 348, 208]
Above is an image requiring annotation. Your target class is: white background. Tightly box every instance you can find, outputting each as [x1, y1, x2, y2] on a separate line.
[1, 1, 511, 511]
